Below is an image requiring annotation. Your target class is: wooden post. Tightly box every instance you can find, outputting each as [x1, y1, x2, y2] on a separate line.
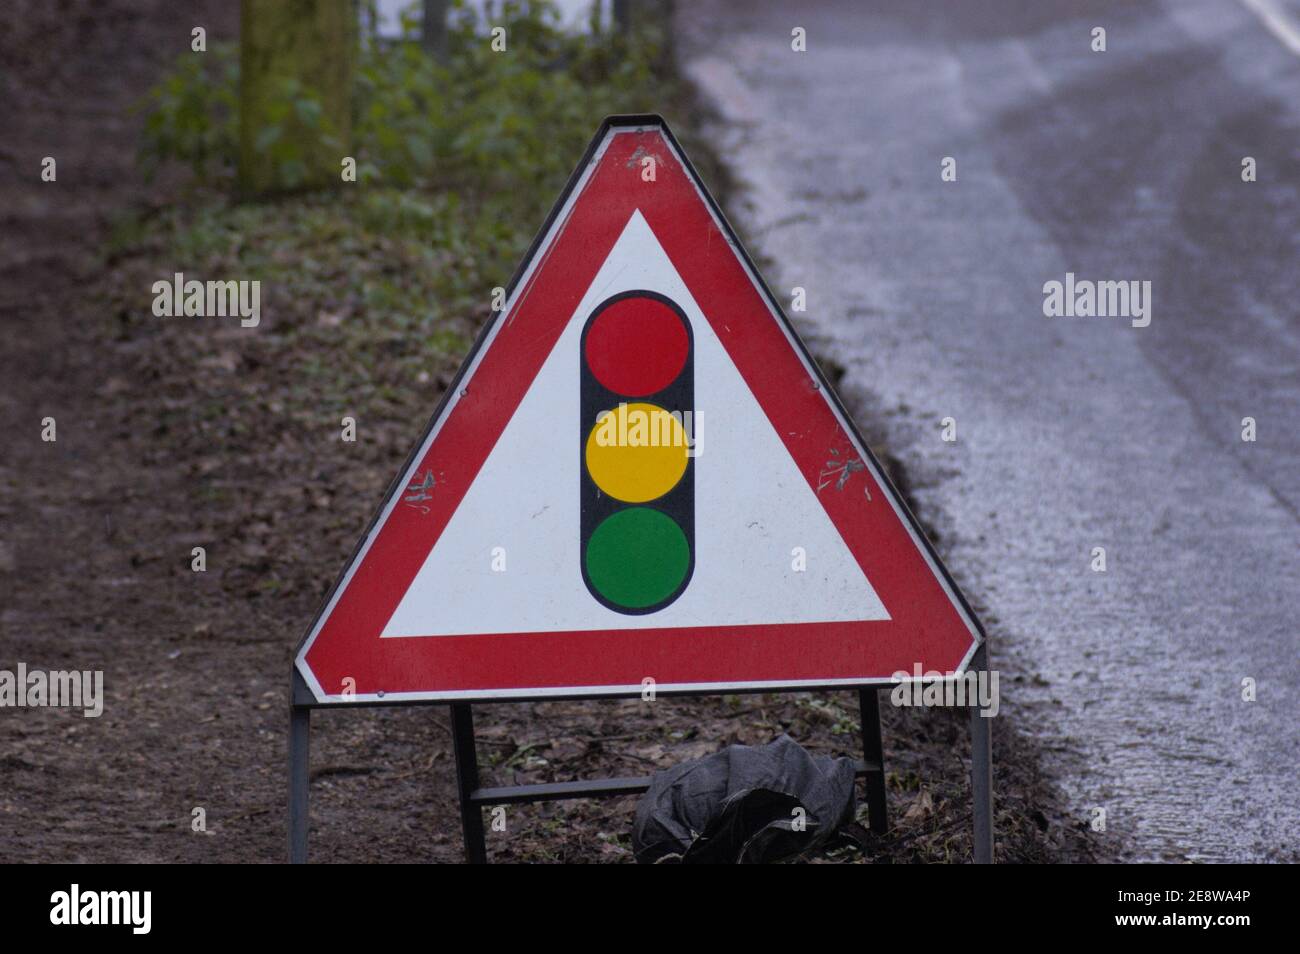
[421, 0, 449, 62]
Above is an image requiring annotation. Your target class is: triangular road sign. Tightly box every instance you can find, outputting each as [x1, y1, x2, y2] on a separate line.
[296, 116, 983, 703]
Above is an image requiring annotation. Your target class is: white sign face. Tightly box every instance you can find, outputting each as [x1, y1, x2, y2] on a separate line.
[383, 211, 889, 638]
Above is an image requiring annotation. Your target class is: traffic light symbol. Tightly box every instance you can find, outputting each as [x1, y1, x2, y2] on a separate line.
[580, 291, 694, 614]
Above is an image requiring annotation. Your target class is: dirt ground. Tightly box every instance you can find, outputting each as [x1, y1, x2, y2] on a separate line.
[0, 1, 1110, 863]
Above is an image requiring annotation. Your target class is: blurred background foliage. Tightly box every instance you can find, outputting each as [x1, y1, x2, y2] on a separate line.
[142, 0, 661, 200]
[124, 0, 674, 390]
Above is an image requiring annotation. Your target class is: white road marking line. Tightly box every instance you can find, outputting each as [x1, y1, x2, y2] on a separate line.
[1238, 0, 1300, 55]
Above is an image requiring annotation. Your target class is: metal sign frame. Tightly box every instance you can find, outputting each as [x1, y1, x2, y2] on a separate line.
[289, 655, 992, 863]
[286, 115, 993, 863]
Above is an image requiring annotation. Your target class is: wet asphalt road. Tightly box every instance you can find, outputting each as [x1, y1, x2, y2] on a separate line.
[680, 0, 1299, 861]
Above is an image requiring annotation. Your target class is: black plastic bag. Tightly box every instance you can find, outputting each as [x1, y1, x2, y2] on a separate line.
[632, 734, 857, 863]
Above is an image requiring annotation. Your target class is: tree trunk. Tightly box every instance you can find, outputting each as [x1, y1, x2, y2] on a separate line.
[421, 0, 449, 62]
[239, 0, 354, 196]
[613, 0, 632, 32]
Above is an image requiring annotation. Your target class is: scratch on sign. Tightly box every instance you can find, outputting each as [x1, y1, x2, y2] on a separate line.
[626, 145, 665, 170]
[817, 448, 871, 500]
[403, 470, 437, 514]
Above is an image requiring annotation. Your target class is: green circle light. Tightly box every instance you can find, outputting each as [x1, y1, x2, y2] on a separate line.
[584, 508, 690, 610]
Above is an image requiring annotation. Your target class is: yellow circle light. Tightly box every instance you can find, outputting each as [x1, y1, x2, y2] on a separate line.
[585, 402, 689, 503]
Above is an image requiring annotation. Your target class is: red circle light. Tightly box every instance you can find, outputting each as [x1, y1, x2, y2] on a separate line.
[583, 295, 689, 396]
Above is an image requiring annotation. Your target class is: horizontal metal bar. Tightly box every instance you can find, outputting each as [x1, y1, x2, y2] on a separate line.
[288, 680, 918, 708]
[468, 759, 882, 806]
[471, 775, 651, 805]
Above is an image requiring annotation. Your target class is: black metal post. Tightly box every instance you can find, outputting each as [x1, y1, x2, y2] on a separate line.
[450, 702, 488, 864]
[969, 646, 994, 863]
[288, 669, 312, 864]
[858, 687, 888, 834]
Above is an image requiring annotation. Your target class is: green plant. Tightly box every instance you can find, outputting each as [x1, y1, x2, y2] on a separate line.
[248, 76, 345, 191]
[139, 41, 239, 183]
[139, 0, 665, 202]
[121, 0, 677, 424]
